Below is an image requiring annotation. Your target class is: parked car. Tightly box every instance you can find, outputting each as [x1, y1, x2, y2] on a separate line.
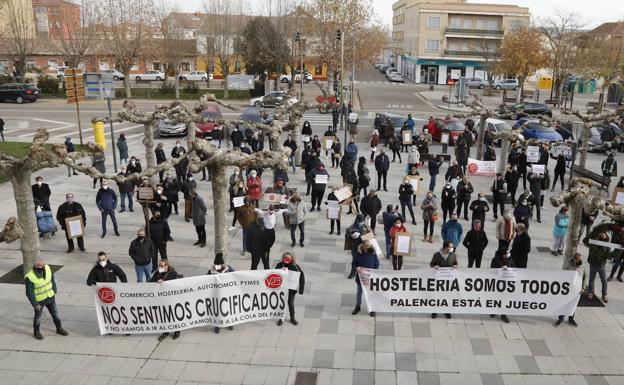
[587, 123, 624, 152]
[520, 120, 563, 142]
[506, 102, 552, 119]
[135, 70, 165, 81]
[195, 105, 223, 139]
[377, 112, 408, 136]
[101, 69, 124, 81]
[387, 72, 404, 83]
[279, 74, 292, 83]
[157, 119, 187, 137]
[294, 70, 313, 83]
[429, 118, 466, 144]
[466, 77, 489, 89]
[249, 91, 298, 108]
[492, 78, 519, 90]
[179, 71, 213, 81]
[238, 107, 274, 125]
[385, 68, 398, 78]
[555, 122, 574, 141]
[0, 83, 40, 103]
[379, 65, 389, 74]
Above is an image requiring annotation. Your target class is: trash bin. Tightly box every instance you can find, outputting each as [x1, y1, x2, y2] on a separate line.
[576, 81, 585, 94]
[429, 85, 434, 91]
[92, 121, 107, 150]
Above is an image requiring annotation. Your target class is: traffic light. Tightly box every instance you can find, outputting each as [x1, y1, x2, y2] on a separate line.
[336, 29, 342, 41]
[333, 79, 338, 92]
[295, 32, 301, 42]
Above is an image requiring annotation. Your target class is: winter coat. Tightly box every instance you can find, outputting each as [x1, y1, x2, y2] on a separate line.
[149, 218, 171, 244]
[456, 181, 473, 202]
[129, 237, 156, 266]
[352, 249, 379, 284]
[495, 216, 516, 241]
[191, 195, 207, 226]
[383, 211, 400, 233]
[541, 172, 550, 192]
[602, 158, 617, 177]
[510, 232, 531, 268]
[513, 203, 532, 227]
[150, 268, 180, 282]
[407, 148, 420, 164]
[441, 220, 463, 248]
[463, 229, 489, 258]
[370, 134, 380, 148]
[505, 170, 519, 191]
[237, 204, 256, 229]
[440, 186, 456, 210]
[490, 249, 516, 268]
[164, 179, 180, 203]
[491, 179, 507, 199]
[181, 179, 197, 200]
[251, 138, 264, 152]
[528, 173, 542, 197]
[231, 130, 244, 147]
[64, 139, 75, 153]
[374, 153, 390, 172]
[581, 209, 598, 226]
[428, 158, 442, 176]
[155, 148, 166, 164]
[275, 262, 305, 294]
[552, 154, 566, 174]
[331, 141, 342, 156]
[421, 196, 438, 222]
[171, 146, 186, 158]
[92, 154, 106, 173]
[484, 146, 496, 161]
[357, 161, 370, 188]
[116, 172, 133, 194]
[389, 136, 400, 151]
[588, 241, 612, 267]
[127, 161, 142, 175]
[389, 225, 407, 250]
[96, 188, 118, 211]
[117, 138, 129, 159]
[288, 200, 307, 224]
[345, 143, 358, 160]
[398, 183, 414, 202]
[360, 195, 382, 218]
[87, 261, 127, 285]
[455, 145, 469, 165]
[32, 183, 51, 208]
[56, 201, 86, 230]
[430, 251, 458, 267]
[445, 165, 463, 181]
[308, 167, 329, 190]
[469, 199, 489, 223]
[246, 176, 262, 201]
[302, 122, 313, 136]
[247, 222, 266, 254]
[273, 168, 289, 185]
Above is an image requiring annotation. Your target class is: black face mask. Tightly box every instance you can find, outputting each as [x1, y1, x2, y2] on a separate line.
[137, 236, 145, 240]
[34, 266, 44, 272]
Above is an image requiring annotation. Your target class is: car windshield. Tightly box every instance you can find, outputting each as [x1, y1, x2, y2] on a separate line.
[494, 122, 512, 131]
[390, 117, 404, 127]
[447, 121, 464, 131]
[201, 110, 221, 120]
[528, 123, 555, 132]
[240, 112, 261, 123]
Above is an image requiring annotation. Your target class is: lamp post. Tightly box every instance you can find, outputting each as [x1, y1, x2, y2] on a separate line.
[337, 29, 345, 145]
[104, 84, 118, 173]
[295, 32, 303, 99]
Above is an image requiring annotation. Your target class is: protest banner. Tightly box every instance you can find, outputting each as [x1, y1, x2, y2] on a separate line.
[441, 133, 449, 145]
[527, 146, 540, 163]
[323, 136, 335, 151]
[531, 164, 545, 175]
[326, 200, 341, 220]
[233, 196, 245, 208]
[402, 131, 412, 145]
[359, 268, 582, 316]
[334, 186, 352, 204]
[94, 270, 291, 335]
[467, 158, 497, 177]
[408, 176, 419, 195]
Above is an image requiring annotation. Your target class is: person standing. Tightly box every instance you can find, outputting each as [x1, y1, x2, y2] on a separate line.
[382, 205, 399, 257]
[181, 173, 197, 222]
[256, 205, 286, 260]
[444, 160, 463, 182]
[206, 254, 236, 334]
[32, 176, 51, 211]
[129, 227, 156, 281]
[191, 189, 207, 248]
[555, 252, 583, 327]
[87, 252, 128, 285]
[389, 217, 408, 270]
[601, 152, 617, 181]
[283, 134, 297, 172]
[370, 129, 380, 162]
[360, 190, 382, 232]
[325, 187, 342, 235]
[430, 241, 457, 319]
[440, 181, 456, 224]
[587, 231, 612, 303]
[489, 247, 513, 323]
[374, 149, 390, 191]
[346, 214, 370, 278]
[427, 156, 443, 192]
[504, 165, 520, 206]
[25, 259, 69, 340]
[246, 169, 262, 207]
[331, 137, 341, 169]
[351, 241, 379, 316]
[490, 173, 507, 220]
[231, 125, 245, 149]
[163, 174, 180, 215]
[116, 166, 134, 213]
[91, 152, 106, 189]
[407, 146, 420, 171]
[0, 117, 4, 141]
[56, 193, 86, 253]
[344, 139, 359, 162]
[116, 133, 129, 166]
[495, 210, 516, 250]
[441, 213, 463, 249]
[308, 163, 329, 211]
[510, 224, 530, 268]
[276, 252, 305, 326]
[357, 157, 370, 197]
[150, 211, 171, 261]
[96, 180, 119, 238]
[332, 107, 340, 131]
[469, 193, 490, 230]
[247, 214, 269, 269]
[172, 141, 187, 183]
[151, 260, 181, 341]
[580, 208, 599, 246]
[463, 219, 488, 268]
[456, 176, 473, 221]
[551, 206, 569, 255]
[421, 191, 438, 243]
[236, 197, 256, 254]
[64, 136, 79, 176]
[155, 143, 167, 183]
[551, 153, 566, 191]
[389, 134, 402, 163]
[287, 193, 307, 247]
[399, 177, 416, 224]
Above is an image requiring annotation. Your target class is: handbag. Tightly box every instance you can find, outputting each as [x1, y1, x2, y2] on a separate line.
[431, 212, 439, 222]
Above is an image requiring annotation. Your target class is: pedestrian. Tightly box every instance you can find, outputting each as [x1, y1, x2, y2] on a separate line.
[440, 181, 456, 223]
[308, 162, 329, 211]
[513, 197, 532, 230]
[56, 193, 86, 253]
[504, 164, 519, 206]
[518, 148, 528, 189]
[247, 213, 269, 269]
[303, 148, 316, 195]
[236, 197, 256, 254]
[32, 176, 51, 211]
[370, 129, 380, 161]
[421, 191, 438, 243]
[554, 252, 583, 327]
[540, 168, 550, 208]
[87, 251, 128, 285]
[204, 254, 236, 334]
[374, 149, 390, 191]
[490, 173, 507, 220]
[331, 137, 341, 168]
[150, 184, 171, 221]
[345, 139, 358, 162]
[129, 227, 156, 281]
[587, 231, 612, 303]
[444, 160, 463, 181]
[484, 143, 496, 161]
[551, 153, 566, 191]
[357, 156, 370, 197]
[510, 223, 530, 268]
[463, 219, 488, 268]
[151, 259, 181, 341]
[389, 217, 408, 270]
[326, 186, 342, 235]
[456, 175, 473, 221]
[64, 136, 78, 176]
[256, 205, 286, 263]
[348, 111, 359, 142]
[191, 189, 207, 247]
[469, 192, 490, 229]
[0, 117, 4, 141]
[430, 241, 457, 319]
[116, 166, 134, 213]
[25, 259, 69, 340]
[332, 107, 339, 131]
[172, 140, 187, 183]
[441, 125, 450, 154]
[96, 180, 119, 238]
[406, 166, 422, 205]
[127, 156, 142, 174]
[287, 193, 307, 247]
[283, 134, 297, 172]
[608, 226, 624, 282]
[399, 177, 416, 224]
[407, 146, 420, 171]
[163, 173, 179, 215]
[601, 152, 617, 180]
[116, 133, 128, 166]
[228, 168, 244, 212]
[495, 210, 516, 250]
[405, 114, 415, 145]
[231, 125, 244, 149]
[245, 169, 262, 207]
[441, 213, 463, 248]
[181, 173, 196, 222]
[311, 135, 322, 155]
[427, 155, 442, 192]
[382, 205, 400, 257]
[417, 129, 432, 158]
[551, 206, 569, 255]
[383, 117, 394, 146]
[455, 138, 469, 174]
[276, 252, 305, 325]
[360, 190, 382, 231]
[489, 247, 513, 323]
[155, 143, 167, 183]
[351, 241, 379, 316]
[580, 208, 599, 246]
[91, 152, 105, 189]
[389, 134, 402, 163]
[373, 113, 381, 132]
[346, 214, 370, 278]
[150, 211, 171, 261]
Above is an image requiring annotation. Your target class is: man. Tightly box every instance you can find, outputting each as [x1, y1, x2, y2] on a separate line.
[430, 241, 458, 319]
[346, 214, 370, 279]
[405, 113, 415, 138]
[32, 176, 52, 211]
[510, 224, 530, 268]
[527, 171, 543, 222]
[428, 156, 443, 192]
[191, 189, 207, 248]
[463, 219, 488, 268]
[116, 166, 134, 213]
[374, 149, 390, 191]
[149, 211, 171, 262]
[56, 193, 86, 253]
[504, 165, 520, 206]
[0, 117, 4, 141]
[181, 173, 197, 222]
[495, 210, 516, 249]
[331, 106, 340, 131]
[96, 180, 120, 238]
[87, 252, 128, 285]
[64, 136, 79, 176]
[490, 173, 507, 220]
[469, 193, 490, 230]
[441, 213, 463, 249]
[248, 213, 269, 270]
[445, 161, 463, 182]
[231, 125, 244, 148]
[602, 152, 617, 180]
[490, 247, 514, 323]
[129, 228, 156, 282]
[25, 259, 68, 340]
[237, 197, 257, 255]
[382, 205, 400, 258]
[171, 141, 188, 183]
[587, 232, 612, 303]
[283, 134, 297, 173]
[360, 190, 382, 232]
[308, 163, 329, 211]
[554, 252, 582, 327]
[456, 176, 473, 221]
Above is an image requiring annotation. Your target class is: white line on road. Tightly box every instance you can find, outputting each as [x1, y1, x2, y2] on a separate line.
[18, 124, 75, 137]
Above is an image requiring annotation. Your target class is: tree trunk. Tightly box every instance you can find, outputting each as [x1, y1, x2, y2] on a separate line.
[174, 71, 180, 100]
[12, 166, 39, 274]
[562, 201, 582, 270]
[223, 74, 229, 99]
[124, 73, 132, 98]
[293, 122, 302, 167]
[210, 165, 227, 257]
[476, 114, 487, 161]
[498, 138, 510, 174]
[579, 123, 590, 168]
[516, 77, 524, 103]
[143, 122, 157, 184]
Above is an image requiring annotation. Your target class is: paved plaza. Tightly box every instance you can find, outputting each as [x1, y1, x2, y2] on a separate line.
[0, 120, 624, 385]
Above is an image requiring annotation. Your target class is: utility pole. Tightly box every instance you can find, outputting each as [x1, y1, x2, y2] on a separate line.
[296, 32, 303, 99]
[338, 29, 345, 144]
[351, 39, 355, 107]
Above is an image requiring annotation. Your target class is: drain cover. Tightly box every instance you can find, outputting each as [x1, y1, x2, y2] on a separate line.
[294, 371, 318, 385]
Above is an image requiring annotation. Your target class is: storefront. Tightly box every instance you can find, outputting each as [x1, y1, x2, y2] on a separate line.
[401, 55, 486, 85]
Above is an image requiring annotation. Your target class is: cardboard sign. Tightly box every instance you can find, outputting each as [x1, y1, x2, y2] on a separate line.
[551, 145, 572, 158]
[531, 164, 545, 175]
[315, 174, 329, 184]
[362, 232, 384, 258]
[441, 133, 450, 144]
[612, 187, 624, 205]
[137, 187, 155, 202]
[334, 186, 352, 203]
[302, 135, 311, 143]
[408, 176, 419, 195]
[65, 215, 84, 239]
[263, 193, 283, 204]
[326, 200, 341, 220]
[393, 232, 412, 256]
[402, 131, 412, 145]
[323, 136, 335, 151]
[233, 196, 246, 208]
[527, 146, 540, 163]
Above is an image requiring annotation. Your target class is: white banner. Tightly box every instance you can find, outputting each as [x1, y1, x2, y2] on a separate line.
[467, 158, 497, 176]
[359, 268, 582, 316]
[94, 270, 292, 335]
[527, 146, 540, 163]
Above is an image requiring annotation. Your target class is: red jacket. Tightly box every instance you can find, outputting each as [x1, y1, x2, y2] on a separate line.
[246, 176, 262, 200]
[370, 134, 380, 147]
[389, 224, 407, 246]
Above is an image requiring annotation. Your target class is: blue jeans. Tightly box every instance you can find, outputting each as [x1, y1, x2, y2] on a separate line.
[429, 174, 437, 192]
[135, 264, 152, 282]
[588, 265, 607, 296]
[120, 192, 133, 210]
[290, 222, 305, 244]
[33, 298, 62, 332]
[356, 281, 363, 307]
[288, 155, 296, 173]
[384, 230, 392, 256]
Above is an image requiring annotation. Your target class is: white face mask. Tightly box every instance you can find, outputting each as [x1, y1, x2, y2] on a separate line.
[188, 177, 193, 181]
[157, 189, 163, 194]
[250, 173, 257, 177]
[99, 261, 107, 267]
[36, 181, 42, 186]
[447, 247, 454, 253]
[176, 144, 181, 148]
[521, 201, 527, 206]
[214, 264, 222, 271]
[103, 185, 109, 190]
[158, 267, 166, 273]
[479, 197, 486, 202]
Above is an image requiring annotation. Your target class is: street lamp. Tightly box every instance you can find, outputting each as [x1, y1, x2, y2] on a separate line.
[103, 84, 118, 173]
[337, 29, 346, 145]
[295, 32, 303, 99]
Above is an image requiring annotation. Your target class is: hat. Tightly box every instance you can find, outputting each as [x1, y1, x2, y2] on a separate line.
[214, 253, 225, 265]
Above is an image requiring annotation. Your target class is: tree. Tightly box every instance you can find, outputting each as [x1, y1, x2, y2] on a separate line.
[495, 26, 548, 102]
[241, 17, 290, 77]
[477, 40, 499, 83]
[55, 0, 98, 69]
[0, 0, 37, 81]
[153, 1, 187, 100]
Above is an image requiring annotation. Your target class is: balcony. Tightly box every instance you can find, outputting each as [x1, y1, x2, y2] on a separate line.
[444, 50, 501, 58]
[445, 27, 504, 38]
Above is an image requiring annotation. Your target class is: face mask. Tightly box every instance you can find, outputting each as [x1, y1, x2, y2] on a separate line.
[103, 185, 109, 190]
[282, 258, 292, 265]
[158, 267, 166, 273]
[395, 223, 401, 227]
[188, 177, 193, 181]
[34, 266, 44, 272]
[447, 247, 454, 253]
[99, 261, 107, 267]
[130, 161, 135, 164]
[521, 201, 527, 206]
[504, 253, 511, 259]
[250, 173, 257, 177]
[157, 189, 163, 194]
[427, 195, 433, 199]
[36, 181, 42, 186]
[445, 184, 450, 188]
[479, 197, 486, 202]
[576, 260, 582, 267]
[234, 171, 239, 175]
[154, 214, 161, 220]
[451, 219, 457, 222]
[176, 144, 181, 148]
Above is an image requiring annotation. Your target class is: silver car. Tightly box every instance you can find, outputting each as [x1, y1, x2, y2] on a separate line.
[492, 78, 519, 90]
[388, 72, 404, 83]
[466, 77, 489, 89]
[157, 119, 187, 137]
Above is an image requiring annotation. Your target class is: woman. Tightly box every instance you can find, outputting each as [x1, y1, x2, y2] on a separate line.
[540, 168, 550, 208]
[255, 205, 287, 262]
[398, 177, 416, 224]
[440, 181, 456, 224]
[357, 156, 370, 198]
[228, 168, 244, 212]
[429, 240, 457, 319]
[207, 253, 235, 333]
[117, 133, 128, 166]
[326, 186, 342, 235]
[351, 241, 379, 316]
[302, 120, 313, 137]
[163, 174, 180, 216]
[287, 193, 307, 247]
[421, 191, 438, 243]
[275, 252, 305, 326]
[370, 129, 380, 162]
[191, 190, 207, 247]
[331, 137, 341, 168]
[551, 206, 569, 255]
[311, 135, 322, 155]
[551, 153, 566, 191]
[230, 180, 247, 228]
[91, 152, 106, 189]
[389, 217, 408, 270]
[151, 259, 181, 340]
[389, 134, 402, 163]
[406, 166, 421, 205]
[246, 170, 262, 207]
[513, 198, 532, 230]
[469, 193, 490, 230]
[407, 146, 420, 171]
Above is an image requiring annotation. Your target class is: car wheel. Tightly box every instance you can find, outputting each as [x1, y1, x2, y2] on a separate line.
[31, 99, 37, 102]
[495, 85, 501, 90]
[514, 86, 519, 90]
[113, 76, 120, 81]
[16, 96, 23, 104]
[156, 77, 162, 81]
[254, 101, 262, 107]
[136, 76, 141, 81]
[511, 113, 517, 120]
[201, 77, 206, 81]
[180, 77, 187, 81]
[479, 84, 485, 89]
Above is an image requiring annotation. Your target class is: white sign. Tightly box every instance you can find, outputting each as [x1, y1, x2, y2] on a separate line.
[359, 268, 582, 316]
[450, 69, 461, 80]
[94, 270, 290, 335]
[441, 133, 449, 144]
[327, 201, 341, 219]
[551, 145, 572, 158]
[467, 158, 497, 177]
[302, 135, 311, 143]
[315, 174, 328, 184]
[233, 196, 245, 208]
[527, 146, 540, 163]
[531, 164, 545, 175]
[285, 271, 301, 291]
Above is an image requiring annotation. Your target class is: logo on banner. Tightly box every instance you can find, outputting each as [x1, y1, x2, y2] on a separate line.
[264, 273, 283, 289]
[97, 287, 116, 304]
[467, 163, 478, 173]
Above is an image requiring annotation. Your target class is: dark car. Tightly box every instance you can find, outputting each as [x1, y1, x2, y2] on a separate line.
[507, 102, 552, 119]
[0, 83, 41, 103]
[378, 112, 408, 136]
[555, 122, 574, 141]
[237, 107, 274, 128]
[521, 121, 563, 142]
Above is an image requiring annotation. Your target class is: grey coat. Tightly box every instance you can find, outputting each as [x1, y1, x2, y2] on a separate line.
[191, 195, 207, 226]
[420, 196, 438, 222]
[288, 200, 308, 224]
[429, 251, 458, 267]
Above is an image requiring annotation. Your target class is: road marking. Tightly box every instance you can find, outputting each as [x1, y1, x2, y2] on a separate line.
[386, 104, 414, 109]
[18, 124, 75, 137]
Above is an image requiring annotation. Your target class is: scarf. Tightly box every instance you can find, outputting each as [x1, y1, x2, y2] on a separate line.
[504, 219, 512, 240]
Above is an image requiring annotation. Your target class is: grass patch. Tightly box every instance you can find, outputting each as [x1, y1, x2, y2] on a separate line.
[115, 87, 249, 100]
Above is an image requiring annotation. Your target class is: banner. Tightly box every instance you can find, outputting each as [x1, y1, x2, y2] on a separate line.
[359, 268, 582, 316]
[467, 158, 497, 176]
[94, 270, 294, 335]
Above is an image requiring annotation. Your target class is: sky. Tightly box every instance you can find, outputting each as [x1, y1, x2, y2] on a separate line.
[178, 0, 623, 29]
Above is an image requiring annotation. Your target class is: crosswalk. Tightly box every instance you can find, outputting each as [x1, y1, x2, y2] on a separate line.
[354, 80, 414, 86]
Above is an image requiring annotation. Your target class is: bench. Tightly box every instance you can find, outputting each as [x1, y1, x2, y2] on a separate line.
[545, 99, 560, 107]
[572, 164, 610, 194]
[520, 90, 534, 101]
[586, 101, 601, 114]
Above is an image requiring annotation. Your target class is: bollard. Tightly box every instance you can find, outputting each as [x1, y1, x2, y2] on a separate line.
[93, 120, 107, 150]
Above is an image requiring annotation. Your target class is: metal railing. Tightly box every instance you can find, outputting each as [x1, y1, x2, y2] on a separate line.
[445, 27, 504, 36]
[444, 50, 501, 57]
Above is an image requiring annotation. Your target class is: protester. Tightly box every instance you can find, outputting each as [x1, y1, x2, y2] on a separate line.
[360, 190, 382, 232]
[445, 160, 463, 182]
[510, 224, 530, 268]
[382, 205, 400, 258]
[407, 146, 420, 171]
[87, 252, 127, 285]
[357, 157, 370, 197]
[555, 252, 583, 327]
[246, 170, 262, 207]
[191, 189, 207, 248]
[513, 197, 532, 230]
[276, 252, 305, 325]
[287, 193, 307, 247]
[440, 181, 456, 223]
[490, 173, 507, 220]
[151, 259, 181, 341]
[117, 133, 129, 166]
[25, 259, 68, 340]
[96, 180, 119, 238]
[527, 171, 543, 223]
[345, 139, 358, 162]
[421, 191, 438, 243]
[489, 247, 513, 323]
[56, 193, 86, 253]
[495, 210, 516, 249]
[406, 166, 422, 205]
[601, 152, 617, 180]
[149, 211, 171, 261]
[32, 176, 52, 211]
[351, 241, 379, 316]
[441, 213, 463, 248]
[181, 173, 197, 222]
[247, 213, 269, 269]
[469, 193, 490, 230]
[608, 226, 624, 282]
[551, 153, 566, 191]
[172, 141, 188, 183]
[163, 174, 180, 215]
[504, 164, 520, 206]
[370, 129, 380, 162]
[456, 175, 473, 221]
[256, 205, 286, 260]
[463, 219, 488, 268]
[374, 149, 390, 191]
[326, 186, 341, 235]
[236, 197, 256, 254]
[308, 163, 329, 211]
[399, 177, 416, 224]
[207, 253, 235, 333]
[389, 217, 408, 270]
[430, 240, 457, 319]
[155, 143, 167, 183]
[551, 206, 569, 256]
[283, 134, 297, 172]
[427, 156, 443, 192]
[91, 152, 105, 189]
[388, 134, 402, 163]
[346, 214, 370, 279]
[580, 208, 599, 246]
[116, 167, 134, 213]
[540, 168, 550, 208]
[587, 231, 612, 303]
[129, 227, 156, 281]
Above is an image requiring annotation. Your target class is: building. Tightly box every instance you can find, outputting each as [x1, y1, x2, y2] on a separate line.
[391, 0, 529, 84]
[32, 0, 80, 40]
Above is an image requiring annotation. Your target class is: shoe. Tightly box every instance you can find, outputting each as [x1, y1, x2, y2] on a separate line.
[568, 319, 578, 327]
[329, 230, 334, 235]
[199, 243, 206, 248]
[607, 276, 613, 282]
[490, 314, 496, 318]
[158, 333, 169, 341]
[602, 295, 608, 303]
[34, 331, 43, 340]
[228, 226, 236, 231]
[422, 237, 427, 242]
[172, 331, 180, 340]
[66, 248, 74, 253]
[369, 312, 376, 317]
[119, 209, 126, 213]
[618, 277, 623, 283]
[554, 319, 563, 327]
[347, 272, 355, 279]
[337, 232, 341, 236]
[431, 313, 437, 319]
[291, 241, 296, 247]
[73, 172, 79, 176]
[384, 189, 388, 192]
[277, 319, 283, 326]
[214, 327, 220, 334]
[428, 236, 433, 244]
[537, 219, 541, 223]
[290, 319, 299, 325]
[174, 211, 178, 215]
[193, 241, 201, 245]
[115, 230, 120, 236]
[551, 251, 558, 256]
[352, 306, 361, 315]
[101, 233, 106, 238]
[445, 313, 452, 319]
[300, 241, 304, 247]
[168, 236, 173, 242]
[129, 208, 134, 212]
[79, 247, 85, 252]
[241, 250, 246, 256]
[501, 315, 510, 323]
[412, 220, 416, 225]
[228, 326, 234, 330]
[557, 250, 563, 255]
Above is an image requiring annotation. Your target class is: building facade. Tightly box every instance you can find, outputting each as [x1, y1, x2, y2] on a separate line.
[391, 0, 529, 84]
[32, 0, 80, 40]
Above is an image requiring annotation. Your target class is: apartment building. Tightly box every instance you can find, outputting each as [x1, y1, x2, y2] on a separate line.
[391, 0, 529, 84]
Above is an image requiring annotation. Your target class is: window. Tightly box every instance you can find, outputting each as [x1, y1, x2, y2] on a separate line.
[0, 60, 8, 73]
[180, 62, 190, 72]
[427, 16, 440, 30]
[462, 18, 472, 29]
[476, 19, 486, 30]
[99, 60, 109, 70]
[487, 20, 499, 30]
[449, 16, 461, 28]
[234, 61, 241, 72]
[26, 60, 36, 69]
[152, 62, 161, 71]
[509, 20, 523, 31]
[426, 39, 439, 51]
[314, 64, 323, 76]
[48, 60, 58, 71]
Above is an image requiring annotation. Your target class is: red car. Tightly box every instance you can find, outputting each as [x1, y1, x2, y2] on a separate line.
[195, 104, 223, 139]
[429, 118, 466, 144]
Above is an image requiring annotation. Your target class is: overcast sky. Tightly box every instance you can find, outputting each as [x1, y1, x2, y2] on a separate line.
[178, 0, 623, 29]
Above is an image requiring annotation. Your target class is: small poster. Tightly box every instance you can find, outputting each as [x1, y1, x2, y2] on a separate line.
[531, 164, 545, 174]
[210, 140, 220, 148]
[527, 146, 540, 163]
[137, 187, 155, 201]
[65, 215, 84, 239]
[393, 232, 412, 256]
[612, 187, 624, 205]
[334, 186, 352, 203]
[441, 133, 450, 144]
[326, 201, 341, 220]
[315, 174, 329, 184]
[302, 135, 311, 143]
[435, 267, 457, 279]
[323, 136, 335, 151]
[263, 193, 282, 204]
[285, 271, 301, 291]
[467, 158, 497, 177]
[233, 196, 246, 208]
[408, 176, 419, 195]
[402, 131, 412, 145]
[450, 178, 459, 190]
[498, 268, 516, 279]
[551, 145, 572, 158]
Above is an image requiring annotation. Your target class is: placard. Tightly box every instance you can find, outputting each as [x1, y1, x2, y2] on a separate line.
[362, 232, 383, 257]
[285, 271, 301, 290]
[323, 136, 335, 151]
[314, 174, 329, 184]
[467, 158, 497, 177]
[526, 146, 540, 163]
[64, 215, 84, 239]
[263, 193, 282, 204]
[551, 145, 572, 158]
[531, 164, 545, 175]
[137, 186, 155, 201]
[402, 131, 412, 145]
[441, 133, 450, 144]
[450, 178, 459, 190]
[233, 196, 246, 208]
[408, 176, 419, 195]
[334, 186, 352, 203]
[612, 187, 624, 205]
[393, 232, 412, 256]
[326, 200, 341, 220]
[302, 135, 311, 143]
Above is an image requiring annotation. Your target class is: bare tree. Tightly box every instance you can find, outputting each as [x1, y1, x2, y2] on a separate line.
[0, 0, 37, 81]
[55, 0, 98, 69]
[477, 40, 498, 83]
[152, 0, 188, 99]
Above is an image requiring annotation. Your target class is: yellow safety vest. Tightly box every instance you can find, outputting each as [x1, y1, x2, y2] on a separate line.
[25, 265, 55, 303]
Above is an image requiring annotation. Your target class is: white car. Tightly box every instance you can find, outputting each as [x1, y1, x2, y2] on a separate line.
[135, 70, 165, 81]
[480, 117, 524, 145]
[249, 91, 298, 108]
[179, 71, 213, 81]
[294, 71, 313, 83]
[279, 74, 292, 83]
[385, 67, 398, 77]
[388, 72, 404, 83]
[101, 69, 125, 81]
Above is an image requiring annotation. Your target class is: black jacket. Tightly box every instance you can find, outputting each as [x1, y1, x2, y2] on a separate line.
[56, 202, 86, 230]
[505, 170, 519, 190]
[462, 229, 489, 257]
[231, 130, 244, 147]
[247, 222, 266, 254]
[491, 178, 507, 198]
[283, 139, 297, 153]
[374, 154, 390, 172]
[490, 249, 516, 268]
[116, 172, 133, 194]
[149, 218, 171, 244]
[87, 261, 127, 285]
[469, 200, 490, 222]
[511, 232, 531, 268]
[171, 146, 186, 158]
[275, 262, 305, 294]
[155, 148, 166, 164]
[360, 196, 382, 217]
[357, 161, 370, 188]
[456, 181, 473, 202]
[551, 154, 566, 173]
[399, 183, 414, 201]
[440, 186, 456, 209]
[129, 237, 156, 266]
[32, 183, 51, 207]
[445, 165, 463, 181]
[150, 268, 180, 282]
[428, 158, 442, 176]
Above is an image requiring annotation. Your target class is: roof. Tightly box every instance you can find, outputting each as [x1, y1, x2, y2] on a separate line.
[588, 22, 624, 37]
[168, 12, 254, 32]
[32, 0, 80, 7]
